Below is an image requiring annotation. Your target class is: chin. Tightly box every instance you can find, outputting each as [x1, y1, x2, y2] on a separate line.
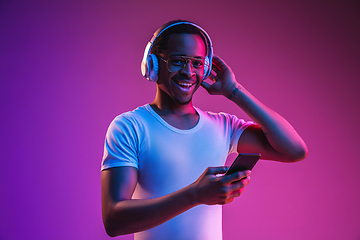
[174, 97, 192, 105]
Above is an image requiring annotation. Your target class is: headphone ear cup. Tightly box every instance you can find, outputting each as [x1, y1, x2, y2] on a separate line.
[147, 54, 159, 82]
[203, 56, 210, 80]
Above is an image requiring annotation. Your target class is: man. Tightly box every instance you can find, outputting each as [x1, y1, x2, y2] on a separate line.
[101, 20, 308, 240]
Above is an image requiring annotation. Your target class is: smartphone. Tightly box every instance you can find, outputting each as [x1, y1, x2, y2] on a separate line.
[225, 153, 261, 175]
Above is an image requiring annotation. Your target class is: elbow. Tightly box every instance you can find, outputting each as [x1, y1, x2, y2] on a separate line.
[297, 142, 309, 161]
[104, 219, 126, 237]
[105, 230, 117, 238]
[103, 214, 132, 237]
[292, 150, 308, 162]
[103, 219, 118, 237]
[286, 144, 309, 163]
[102, 207, 117, 237]
[106, 231, 118, 238]
[103, 212, 126, 237]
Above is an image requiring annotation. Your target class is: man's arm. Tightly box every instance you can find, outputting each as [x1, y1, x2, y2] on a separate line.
[201, 55, 308, 162]
[101, 166, 251, 236]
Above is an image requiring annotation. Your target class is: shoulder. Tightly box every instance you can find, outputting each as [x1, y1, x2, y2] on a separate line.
[111, 105, 150, 126]
[196, 108, 256, 137]
[196, 107, 249, 125]
[107, 105, 152, 136]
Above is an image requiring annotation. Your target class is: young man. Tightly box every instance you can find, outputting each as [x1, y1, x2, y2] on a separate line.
[101, 20, 308, 240]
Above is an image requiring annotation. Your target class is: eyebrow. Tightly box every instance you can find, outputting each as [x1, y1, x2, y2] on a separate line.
[169, 54, 205, 59]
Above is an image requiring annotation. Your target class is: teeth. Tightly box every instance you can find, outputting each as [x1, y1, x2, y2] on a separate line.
[177, 82, 193, 88]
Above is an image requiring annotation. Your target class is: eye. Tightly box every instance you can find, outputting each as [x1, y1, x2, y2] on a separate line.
[169, 57, 186, 66]
[192, 59, 204, 68]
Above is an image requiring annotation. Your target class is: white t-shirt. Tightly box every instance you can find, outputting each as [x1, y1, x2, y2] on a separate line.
[102, 104, 254, 240]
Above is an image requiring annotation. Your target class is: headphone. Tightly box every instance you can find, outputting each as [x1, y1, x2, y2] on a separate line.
[141, 21, 213, 82]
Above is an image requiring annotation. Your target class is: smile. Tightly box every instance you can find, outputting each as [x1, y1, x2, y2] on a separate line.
[174, 81, 195, 88]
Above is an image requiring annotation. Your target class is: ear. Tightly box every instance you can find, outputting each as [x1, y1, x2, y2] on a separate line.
[203, 56, 210, 80]
[147, 54, 159, 82]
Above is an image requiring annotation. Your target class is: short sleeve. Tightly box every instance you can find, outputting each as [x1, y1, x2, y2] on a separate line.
[226, 114, 255, 154]
[101, 115, 139, 171]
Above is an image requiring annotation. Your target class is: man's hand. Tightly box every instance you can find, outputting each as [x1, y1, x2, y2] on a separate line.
[191, 167, 251, 205]
[102, 166, 250, 236]
[202, 55, 308, 162]
[201, 55, 240, 98]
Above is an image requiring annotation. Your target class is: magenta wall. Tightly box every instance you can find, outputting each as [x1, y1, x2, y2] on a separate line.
[1, 1, 359, 239]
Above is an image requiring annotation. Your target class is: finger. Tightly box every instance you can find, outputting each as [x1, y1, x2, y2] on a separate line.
[236, 188, 245, 195]
[200, 81, 211, 92]
[237, 176, 251, 187]
[208, 71, 216, 81]
[218, 197, 234, 205]
[211, 59, 221, 72]
[212, 55, 230, 70]
[225, 197, 234, 204]
[223, 187, 246, 205]
[222, 170, 251, 184]
[229, 189, 242, 198]
[206, 166, 228, 175]
[212, 55, 224, 65]
[228, 176, 250, 190]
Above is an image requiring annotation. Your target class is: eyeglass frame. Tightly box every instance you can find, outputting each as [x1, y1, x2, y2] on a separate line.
[157, 55, 208, 73]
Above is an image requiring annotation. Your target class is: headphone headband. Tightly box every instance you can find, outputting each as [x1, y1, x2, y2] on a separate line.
[141, 21, 213, 82]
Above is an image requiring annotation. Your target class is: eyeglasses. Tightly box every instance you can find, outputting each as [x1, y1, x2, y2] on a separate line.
[158, 55, 208, 73]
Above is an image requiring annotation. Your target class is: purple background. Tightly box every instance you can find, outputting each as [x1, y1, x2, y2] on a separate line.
[1, 0, 359, 239]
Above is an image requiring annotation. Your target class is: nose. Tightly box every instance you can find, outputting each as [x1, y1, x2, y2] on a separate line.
[180, 60, 195, 77]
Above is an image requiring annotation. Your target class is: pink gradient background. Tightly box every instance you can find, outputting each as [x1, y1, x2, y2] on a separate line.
[1, 0, 359, 239]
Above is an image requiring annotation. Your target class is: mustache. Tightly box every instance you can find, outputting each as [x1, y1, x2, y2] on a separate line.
[172, 75, 197, 81]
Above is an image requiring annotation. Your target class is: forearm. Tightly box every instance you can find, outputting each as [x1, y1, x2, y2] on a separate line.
[103, 184, 198, 236]
[228, 83, 308, 161]
[102, 165, 251, 236]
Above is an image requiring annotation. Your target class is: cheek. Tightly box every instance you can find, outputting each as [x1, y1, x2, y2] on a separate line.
[157, 66, 175, 86]
[156, 63, 168, 83]
[196, 72, 203, 83]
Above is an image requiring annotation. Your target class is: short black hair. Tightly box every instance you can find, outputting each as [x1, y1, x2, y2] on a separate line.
[150, 20, 208, 55]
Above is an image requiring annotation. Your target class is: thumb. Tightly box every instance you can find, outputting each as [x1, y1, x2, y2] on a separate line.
[201, 81, 211, 92]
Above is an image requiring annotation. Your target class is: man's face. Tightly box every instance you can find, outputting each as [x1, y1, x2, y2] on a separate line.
[157, 33, 206, 105]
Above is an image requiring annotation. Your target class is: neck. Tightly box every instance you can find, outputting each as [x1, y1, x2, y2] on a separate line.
[150, 87, 199, 130]
[151, 87, 196, 116]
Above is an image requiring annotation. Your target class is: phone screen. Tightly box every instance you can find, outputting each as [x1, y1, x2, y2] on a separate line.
[225, 153, 261, 175]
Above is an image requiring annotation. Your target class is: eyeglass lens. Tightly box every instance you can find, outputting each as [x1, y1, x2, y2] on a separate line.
[167, 56, 206, 72]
